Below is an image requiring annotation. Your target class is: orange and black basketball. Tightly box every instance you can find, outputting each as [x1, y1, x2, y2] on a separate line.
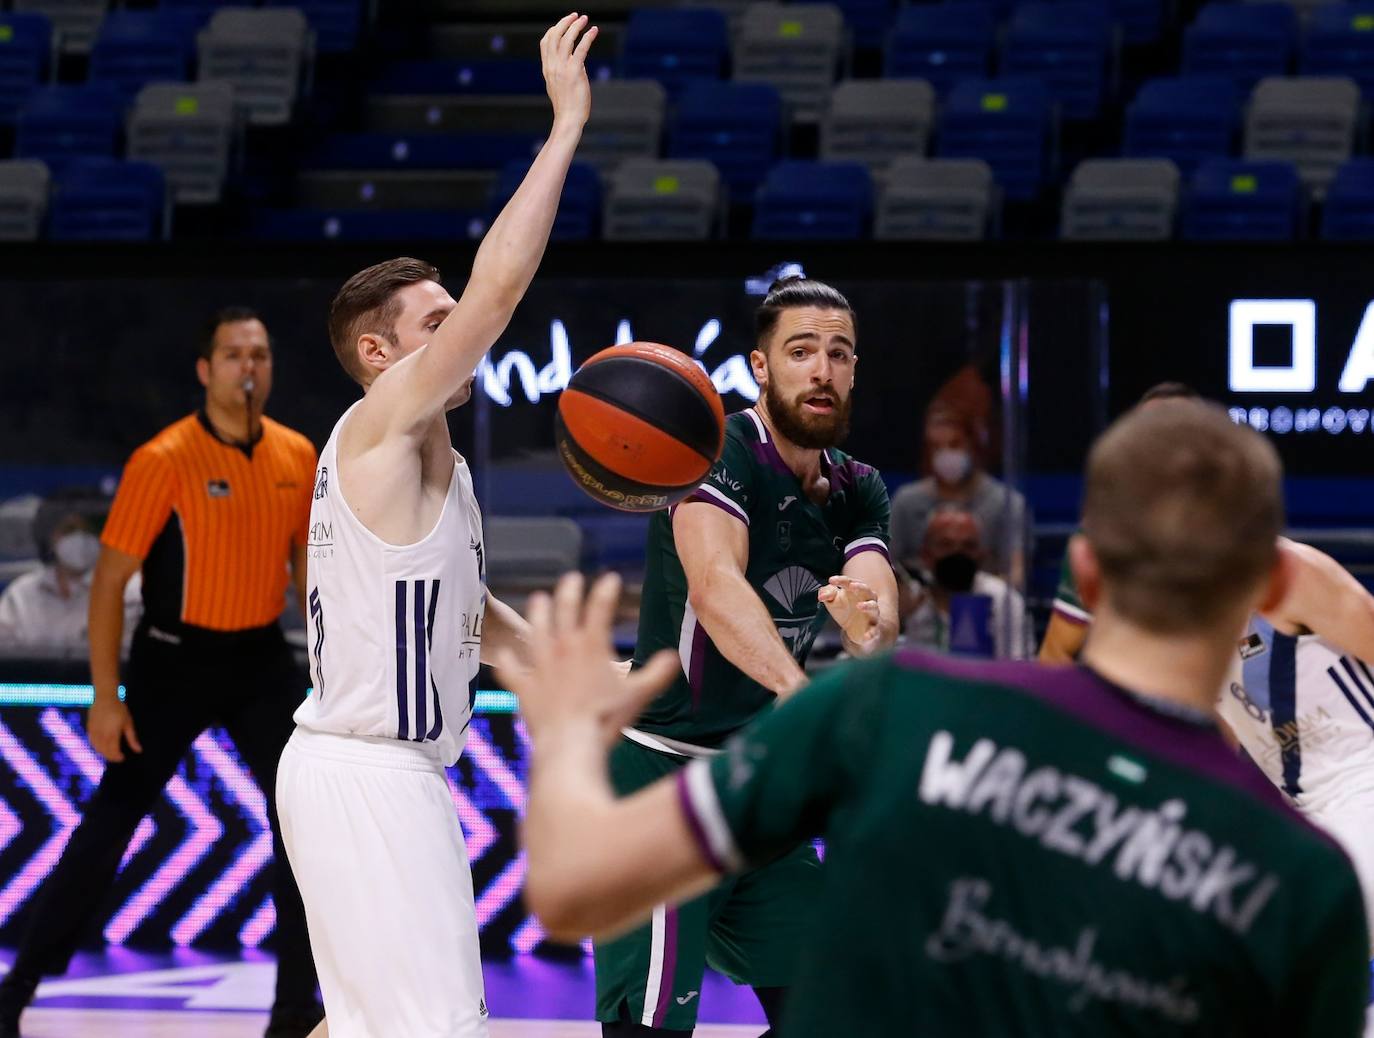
[556, 342, 726, 513]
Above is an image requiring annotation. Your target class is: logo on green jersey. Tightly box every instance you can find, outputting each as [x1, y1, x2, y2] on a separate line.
[763, 565, 822, 613]
[777, 521, 792, 550]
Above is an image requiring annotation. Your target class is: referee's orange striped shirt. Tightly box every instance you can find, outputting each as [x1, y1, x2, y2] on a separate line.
[102, 412, 317, 632]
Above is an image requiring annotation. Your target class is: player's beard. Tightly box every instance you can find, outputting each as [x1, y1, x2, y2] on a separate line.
[764, 376, 852, 450]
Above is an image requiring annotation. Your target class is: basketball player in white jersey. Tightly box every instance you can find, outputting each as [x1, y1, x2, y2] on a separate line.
[1046, 536, 1374, 952]
[274, 14, 598, 1038]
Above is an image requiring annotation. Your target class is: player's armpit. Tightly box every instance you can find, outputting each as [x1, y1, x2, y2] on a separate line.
[526, 772, 719, 942]
[1039, 610, 1089, 664]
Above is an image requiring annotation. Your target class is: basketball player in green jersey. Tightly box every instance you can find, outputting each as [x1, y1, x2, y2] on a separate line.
[505, 399, 1368, 1038]
[592, 276, 900, 1035]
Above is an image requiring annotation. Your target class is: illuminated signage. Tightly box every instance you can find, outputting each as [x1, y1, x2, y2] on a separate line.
[1227, 299, 1374, 437]
[475, 318, 759, 407]
[1229, 299, 1374, 395]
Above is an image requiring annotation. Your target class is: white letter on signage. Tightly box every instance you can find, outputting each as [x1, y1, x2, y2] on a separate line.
[1339, 302, 1374, 394]
[1229, 300, 1316, 393]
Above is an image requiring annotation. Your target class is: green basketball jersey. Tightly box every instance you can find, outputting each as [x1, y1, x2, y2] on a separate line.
[631, 408, 891, 748]
[676, 652, 1369, 1037]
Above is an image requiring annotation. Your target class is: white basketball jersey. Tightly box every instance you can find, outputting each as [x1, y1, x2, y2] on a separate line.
[295, 403, 486, 767]
[1218, 616, 1374, 811]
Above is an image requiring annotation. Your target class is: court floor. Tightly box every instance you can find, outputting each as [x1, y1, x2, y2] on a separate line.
[1, 949, 767, 1037]
[16, 1010, 760, 1037]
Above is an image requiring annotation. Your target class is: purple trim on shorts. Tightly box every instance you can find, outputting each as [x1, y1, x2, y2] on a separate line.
[892, 650, 1303, 821]
[652, 908, 680, 1027]
[689, 622, 708, 709]
[675, 770, 726, 873]
[844, 541, 890, 564]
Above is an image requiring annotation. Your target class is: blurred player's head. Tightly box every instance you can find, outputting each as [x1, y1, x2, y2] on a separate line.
[1137, 381, 1199, 408]
[330, 258, 474, 407]
[197, 307, 271, 415]
[1073, 400, 1285, 639]
[752, 275, 856, 449]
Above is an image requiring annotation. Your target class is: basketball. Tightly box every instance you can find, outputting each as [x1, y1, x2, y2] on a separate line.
[555, 342, 727, 513]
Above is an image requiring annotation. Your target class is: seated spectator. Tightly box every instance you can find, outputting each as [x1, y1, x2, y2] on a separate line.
[898, 503, 1032, 658]
[0, 490, 140, 654]
[890, 405, 1031, 585]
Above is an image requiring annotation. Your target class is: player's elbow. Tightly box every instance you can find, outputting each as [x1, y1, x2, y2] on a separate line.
[525, 869, 600, 941]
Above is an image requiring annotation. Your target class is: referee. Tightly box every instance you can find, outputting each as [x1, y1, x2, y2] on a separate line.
[0, 308, 323, 1038]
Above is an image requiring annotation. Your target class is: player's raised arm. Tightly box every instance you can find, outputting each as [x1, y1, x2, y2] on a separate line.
[364, 13, 597, 437]
[1264, 538, 1374, 661]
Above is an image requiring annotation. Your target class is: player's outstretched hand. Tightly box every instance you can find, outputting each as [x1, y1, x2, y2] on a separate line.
[499, 572, 678, 747]
[541, 12, 598, 130]
[819, 575, 882, 653]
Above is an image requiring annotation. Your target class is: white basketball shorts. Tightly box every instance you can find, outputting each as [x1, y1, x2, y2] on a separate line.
[277, 726, 489, 1038]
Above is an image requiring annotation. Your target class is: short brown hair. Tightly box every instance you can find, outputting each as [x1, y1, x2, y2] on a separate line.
[200, 306, 266, 361]
[1083, 400, 1283, 634]
[328, 257, 441, 385]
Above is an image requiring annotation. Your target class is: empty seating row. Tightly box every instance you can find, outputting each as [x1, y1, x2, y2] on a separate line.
[0, 7, 315, 125]
[7, 0, 363, 55]
[0, 156, 167, 239]
[10, 81, 236, 203]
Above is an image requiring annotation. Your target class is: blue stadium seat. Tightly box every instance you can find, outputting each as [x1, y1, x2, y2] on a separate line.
[936, 77, 1054, 201]
[751, 160, 872, 239]
[265, 0, 363, 54]
[1321, 159, 1374, 239]
[250, 209, 479, 241]
[89, 10, 200, 97]
[15, 84, 125, 162]
[830, 0, 898, 51]
[1122, 76, 1239, 174]
[1181, 158, 1300, 240]
[1182, 4, 1296, 92]
[306, 132, 543, 171]
[668, 81, 782, 201]
[488, 159, 601, 240]
[1302, 5, 1374, 98]
[621, 8, 729, 98]
[372, 57, 614, 95]
[48, 158, 165, 240]
[1002, 2, 1113, 120]
[884, 5, 994, 95]
[0, 13, 51, 124]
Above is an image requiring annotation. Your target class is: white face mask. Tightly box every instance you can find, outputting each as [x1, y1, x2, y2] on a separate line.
[53, 531, 100, 574]
[932, 448, 973, 485]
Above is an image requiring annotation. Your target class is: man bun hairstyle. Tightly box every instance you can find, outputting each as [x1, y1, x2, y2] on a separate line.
[754, 275, 855, 348]
[328, 257, 442, 385]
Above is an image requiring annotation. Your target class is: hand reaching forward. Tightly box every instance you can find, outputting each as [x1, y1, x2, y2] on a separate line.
[497, 573, 679, 748]
[819, 575, 882, 654]
[541, 13, 599, 129]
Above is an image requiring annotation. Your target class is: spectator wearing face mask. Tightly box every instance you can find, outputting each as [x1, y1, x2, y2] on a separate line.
[0, 491, 140, 654]
[890, 406, 1031, 585]
[897, 503, 1032, 658]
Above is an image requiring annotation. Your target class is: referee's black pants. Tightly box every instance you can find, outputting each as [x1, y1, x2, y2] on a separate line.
[8, 621, 319, 1013]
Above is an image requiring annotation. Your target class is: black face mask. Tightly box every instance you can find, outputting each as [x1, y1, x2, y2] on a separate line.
[933, 552, 979, 593]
